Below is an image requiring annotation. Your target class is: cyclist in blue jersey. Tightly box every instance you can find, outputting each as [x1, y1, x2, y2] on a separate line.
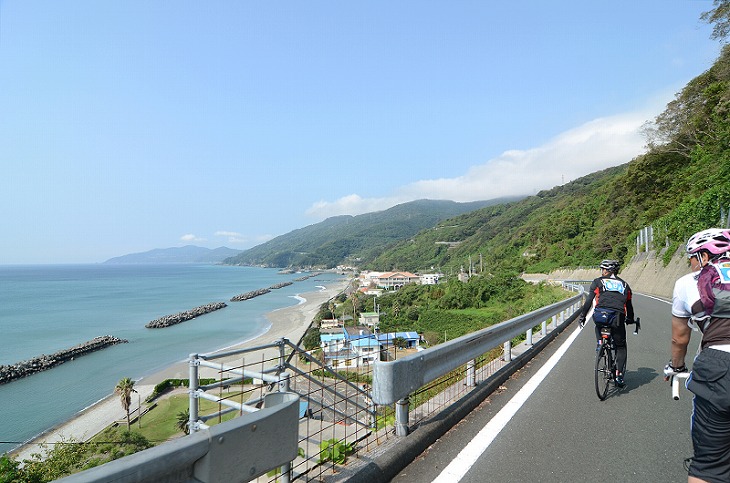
[578, 259, 635, 387]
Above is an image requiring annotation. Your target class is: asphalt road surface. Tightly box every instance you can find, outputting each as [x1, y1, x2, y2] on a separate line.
[393, 293, 701, 483]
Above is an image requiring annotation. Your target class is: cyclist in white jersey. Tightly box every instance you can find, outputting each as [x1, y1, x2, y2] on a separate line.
[664, 228, 730, 483]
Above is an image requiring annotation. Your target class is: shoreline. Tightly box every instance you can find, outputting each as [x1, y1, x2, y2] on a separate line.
[9, 277, 350, 461]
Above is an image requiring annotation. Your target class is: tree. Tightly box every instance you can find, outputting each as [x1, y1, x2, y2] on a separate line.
[701, 0, 730, 42]
[114, 377, 136, 430]
[176, 409, 190, 435]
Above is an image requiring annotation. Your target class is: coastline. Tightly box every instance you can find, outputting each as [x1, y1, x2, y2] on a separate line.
[9, 277, 350, 462]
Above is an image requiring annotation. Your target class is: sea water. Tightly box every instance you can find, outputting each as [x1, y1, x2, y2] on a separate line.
[0, 264, 340, 455]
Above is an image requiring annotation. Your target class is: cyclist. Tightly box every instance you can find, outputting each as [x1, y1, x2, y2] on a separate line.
[578, 259, 635, 387]
[664, 228, 730, 483]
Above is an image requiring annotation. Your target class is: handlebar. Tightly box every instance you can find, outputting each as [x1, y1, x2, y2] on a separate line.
[671, 372, 690, 400]
[626, 317, 641, 335]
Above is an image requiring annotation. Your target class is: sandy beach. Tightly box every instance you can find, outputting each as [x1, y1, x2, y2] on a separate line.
[10, 277, 351, 462]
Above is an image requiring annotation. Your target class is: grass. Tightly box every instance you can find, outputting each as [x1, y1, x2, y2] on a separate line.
[97, 389, 248, 445]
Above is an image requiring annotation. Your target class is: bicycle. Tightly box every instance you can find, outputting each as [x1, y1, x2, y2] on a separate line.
[594, 317, 641, 401]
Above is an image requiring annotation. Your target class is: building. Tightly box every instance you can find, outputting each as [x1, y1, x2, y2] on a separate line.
[358, 311, 380, 328]
[376, 332, 420, 349]
[419, 273, 442, 285]
[321, 326, 383, 369]
[375, 271, 419, 290]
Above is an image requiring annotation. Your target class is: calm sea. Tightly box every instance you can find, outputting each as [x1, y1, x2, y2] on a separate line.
[0, 264, 340, 455]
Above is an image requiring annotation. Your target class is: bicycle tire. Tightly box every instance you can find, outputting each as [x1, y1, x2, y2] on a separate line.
[595, 344, 611, 400]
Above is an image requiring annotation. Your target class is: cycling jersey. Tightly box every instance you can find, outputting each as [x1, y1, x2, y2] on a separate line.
[580, 274, 634, 320]
[694, 259, 730, 350]
[672, 271, 701, 319]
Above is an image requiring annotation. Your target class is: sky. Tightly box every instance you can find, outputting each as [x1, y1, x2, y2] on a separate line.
[0, 1, 723, 264]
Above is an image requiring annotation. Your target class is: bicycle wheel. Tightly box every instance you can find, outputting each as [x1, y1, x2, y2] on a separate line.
[595, 344, 611, 400]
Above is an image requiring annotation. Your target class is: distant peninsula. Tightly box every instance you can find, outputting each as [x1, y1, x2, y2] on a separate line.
[104, 245, 242, 264]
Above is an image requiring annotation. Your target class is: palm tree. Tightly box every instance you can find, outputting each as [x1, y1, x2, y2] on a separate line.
[115, 377, 136, 430]
[176, 409, 190, 435]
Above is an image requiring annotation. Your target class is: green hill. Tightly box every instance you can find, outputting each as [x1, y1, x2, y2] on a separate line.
[223, 198, 520, 268]
[365, 45, 730, 274]
[228, 42, 730, 275]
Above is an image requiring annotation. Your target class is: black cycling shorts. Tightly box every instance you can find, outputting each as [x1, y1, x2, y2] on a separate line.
[687, 348, 730, 483]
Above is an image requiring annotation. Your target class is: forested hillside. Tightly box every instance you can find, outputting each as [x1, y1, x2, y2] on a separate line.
[365, 44, 730, 274]
[223, 198, 519, 268]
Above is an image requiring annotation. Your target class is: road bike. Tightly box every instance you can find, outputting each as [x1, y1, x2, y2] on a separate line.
[594, 318, 640, 401]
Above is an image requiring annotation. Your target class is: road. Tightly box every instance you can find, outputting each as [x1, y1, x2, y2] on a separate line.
[393, 293, 701, 482]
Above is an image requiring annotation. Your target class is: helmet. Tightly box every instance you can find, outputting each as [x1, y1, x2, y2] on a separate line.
[599, 259, 620, 273]
[686, 228, 730, 256]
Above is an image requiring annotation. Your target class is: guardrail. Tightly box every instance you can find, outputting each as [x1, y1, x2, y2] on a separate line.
[55, 392, 300, 483]
[52, 285, 584, 482]
[372, 290, 583, 436]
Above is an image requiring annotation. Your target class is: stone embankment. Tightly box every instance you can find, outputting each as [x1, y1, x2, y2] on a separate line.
[145, 302, 227, 328]
[230, 288, 271, 302]
[535, 249, 687, 301]
[294, 272, 322, 282]
[0, 336, 128, 385]
[269, 281, 293, 289]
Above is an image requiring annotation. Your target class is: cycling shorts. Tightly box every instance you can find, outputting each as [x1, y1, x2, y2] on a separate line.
[687, 348, 730, 483]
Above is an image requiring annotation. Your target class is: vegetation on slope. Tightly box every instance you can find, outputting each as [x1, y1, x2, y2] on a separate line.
[224, 199, 519, 269]
[365, 43, 730, 274]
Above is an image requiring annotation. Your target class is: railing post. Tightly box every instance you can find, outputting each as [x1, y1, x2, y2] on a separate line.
[466, 359, 476, 387]
[551, 314, 557, 331]
[503, 341, 512, 362]
[395, 397, 409, 436]
[189, 353, 199, 433]
[526, 328, 533, 346]
[541, 319, 547, 336]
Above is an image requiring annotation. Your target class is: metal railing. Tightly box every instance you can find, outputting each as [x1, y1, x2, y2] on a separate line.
[55, 391, 301, 483]
[53, 286, 584, 482]
[371, 290, 583, 436]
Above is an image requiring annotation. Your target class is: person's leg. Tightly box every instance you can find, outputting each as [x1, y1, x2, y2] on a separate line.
[612, 322, 627, 375]
[687, 350, 730, 483]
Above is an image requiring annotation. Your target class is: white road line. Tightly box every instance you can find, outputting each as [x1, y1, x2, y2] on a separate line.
[431, 325, 584, 483]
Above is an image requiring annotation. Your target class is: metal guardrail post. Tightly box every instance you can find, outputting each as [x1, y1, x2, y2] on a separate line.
[503, 341, 512, 362]
[466, 359, 476, 387]
[189, 353, 200, 433]
[396, 397, 410, 436]
[551, 314, 557, 331]
[526, 327, 533, 346]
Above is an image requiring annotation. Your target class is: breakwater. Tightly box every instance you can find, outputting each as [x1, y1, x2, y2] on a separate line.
[269, 281, 293, 289]
[145, 302, 227, 328]
[0, 336, 128, 385]
[230, 288, 271, 302]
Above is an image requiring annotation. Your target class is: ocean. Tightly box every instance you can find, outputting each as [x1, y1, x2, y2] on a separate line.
[0, 264, 340, 455]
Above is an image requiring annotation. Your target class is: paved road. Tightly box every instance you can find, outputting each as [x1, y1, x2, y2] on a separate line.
[394, 294, 701, 482]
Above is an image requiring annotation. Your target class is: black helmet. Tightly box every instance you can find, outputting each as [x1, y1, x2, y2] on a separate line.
[599, 259, 620, 273]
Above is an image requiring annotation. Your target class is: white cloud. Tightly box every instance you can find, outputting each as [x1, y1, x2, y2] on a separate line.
[305, 109, 651, 220]
[180, 233, 206, 243]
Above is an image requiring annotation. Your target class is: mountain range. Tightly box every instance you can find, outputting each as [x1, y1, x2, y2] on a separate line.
[222, 198, 522, 268]
[104, 246, 242, 264]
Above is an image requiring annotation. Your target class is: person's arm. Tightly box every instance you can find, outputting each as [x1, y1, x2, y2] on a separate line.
[579, 281, 598, 317]
[670, 315, 692, 368]
[625, 289, 635, 321]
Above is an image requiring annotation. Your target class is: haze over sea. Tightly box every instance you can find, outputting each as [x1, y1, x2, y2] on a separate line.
[0, 264, 342, 455]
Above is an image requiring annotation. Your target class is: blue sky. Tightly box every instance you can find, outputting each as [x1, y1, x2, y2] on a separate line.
[0, 1, 722, 264]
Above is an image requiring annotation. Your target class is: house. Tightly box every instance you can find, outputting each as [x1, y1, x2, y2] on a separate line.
[419, 273, 442, 285]
[320, 330, 346, 354]
[358, 311, 380, 328]
[376, 332, 420, 349]
[375, 271, 419, 290]
[320, 318, 341, 330]
[321, 326, 383, 368]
